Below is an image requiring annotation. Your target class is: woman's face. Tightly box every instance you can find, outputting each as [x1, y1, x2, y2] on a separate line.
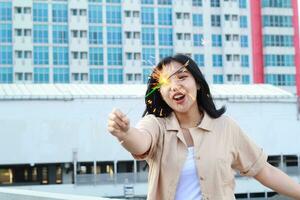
[159, 61, 199, 114]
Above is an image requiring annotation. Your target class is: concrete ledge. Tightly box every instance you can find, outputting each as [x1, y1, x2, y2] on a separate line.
[0, 187, 118, 200]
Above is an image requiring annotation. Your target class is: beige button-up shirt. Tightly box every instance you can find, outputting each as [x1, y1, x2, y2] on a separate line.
[132, 111, 268, 200]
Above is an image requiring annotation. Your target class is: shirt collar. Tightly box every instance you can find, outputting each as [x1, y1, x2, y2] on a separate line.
[166, 111, 213, 132]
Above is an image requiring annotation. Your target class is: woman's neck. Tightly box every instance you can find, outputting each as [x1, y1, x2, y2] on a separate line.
[175, 107, 203, 129]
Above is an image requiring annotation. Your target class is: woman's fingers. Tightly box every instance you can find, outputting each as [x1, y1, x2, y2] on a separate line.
[109, 112, 126, 128]
[107, 108, 130, 136]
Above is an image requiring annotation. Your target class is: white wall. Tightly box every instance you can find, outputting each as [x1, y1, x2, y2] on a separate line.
[0, 97, 299, 165]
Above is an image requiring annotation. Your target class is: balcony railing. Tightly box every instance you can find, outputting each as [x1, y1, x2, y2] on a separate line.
[76, 172, 148, 185]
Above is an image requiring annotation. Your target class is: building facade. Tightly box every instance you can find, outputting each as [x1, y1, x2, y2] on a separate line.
[0, 0, 299, 93]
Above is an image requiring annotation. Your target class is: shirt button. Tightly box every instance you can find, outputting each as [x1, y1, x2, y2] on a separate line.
[200, 176, 205, 181]
[195, 155, 200, 160]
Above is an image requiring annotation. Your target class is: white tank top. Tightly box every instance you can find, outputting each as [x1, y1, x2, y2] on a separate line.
[175, 147, 202, 200]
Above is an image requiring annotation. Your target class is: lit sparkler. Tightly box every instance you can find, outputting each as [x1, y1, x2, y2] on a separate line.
[145, 60, 190, 98]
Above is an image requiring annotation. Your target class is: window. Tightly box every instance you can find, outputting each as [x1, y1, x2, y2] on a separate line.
[0, 67, 12, 83]
[80, 30, 87, 38]
[0, 24, 12, 43]
[141, 0, 154, 4]
[224, 14, 230, 21]
[33, 25, 48, 43]
[106, 6, 121, 24]
[133, 11, 139, 18]
[183, 13, 189, 20]
[142, 27, 155, 45]
[193, 34, 203, 46]
[158, 8, 172, 25]
[125, 10, 131, 17]
[24, 7, 32, 14]
[184, 33, 191, 40]
[89, 26, 103, 44]
[263, 15, 292, 27]
[241, 55, 249, 67]
[0, 2, 12, 21]
[143, 68, 152, 83]
[53, 68, 69, 83]
[34, 67, 49, 83]
[142, 48, 155, 66]
[53, 25, 68, 44]
[239, 0, 247, 8]
[108, 68, 123, 84]
[52, 4, 68, 22]
[24, 51, 32, 59]
[107, 48, 122, 65]
[211, 0, 220, 7]
[176, 13, 182, 19]
[233, 34, 239, 41]
[240, 16, 247, 28]
[15, 7, 22, 14]
[24, 29, 31, 36]
[211, 15, 221, 27]
[158, 0, 172, 5]
[212, 54, 223, 67]
[159, 28, 173, 46]
[15, 50, 22, 58]
[213, 75, 224, 84]
[193, 14, 203, 27]
[34, 46, 49, 65]
[194, 54, 204, 67]
[89, 5, 102, 23]
[106, 0, 121, 2]
[212, 34, 222, 47]
[33, 3, 48, 22]
[90, 68, 104, 84]
[240, 35, 248, 47]
[263, 35, 293, 47]
[159, 48, 173, 60]
[89, 48, 104, 65]
[53, 47, 69, 65]
[264, 54, 294, 67]
[242, 75, 250, 84]
[262, 0, 291, 8]
[141, 7, 154, 25]
[0, 46, 13, 64]
[265, 74, 295, 86]
[80, 9, 86, 16]
[192, 0, 202, 6]
[107, 26, 122, 44]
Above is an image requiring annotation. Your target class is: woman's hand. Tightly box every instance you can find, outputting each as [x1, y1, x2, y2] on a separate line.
[107, 108, 130, 140]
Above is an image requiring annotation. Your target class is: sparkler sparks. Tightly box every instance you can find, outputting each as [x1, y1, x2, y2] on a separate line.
[145, 60, 190, 98]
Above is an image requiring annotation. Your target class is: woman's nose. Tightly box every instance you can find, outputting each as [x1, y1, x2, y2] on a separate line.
[170, 81, 181, 92]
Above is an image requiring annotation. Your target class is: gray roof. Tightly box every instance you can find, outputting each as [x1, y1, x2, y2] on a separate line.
[0, 83, 295, 101]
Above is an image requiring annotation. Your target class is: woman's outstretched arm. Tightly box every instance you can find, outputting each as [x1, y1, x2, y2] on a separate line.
[254, 162, 300, 199]
[107, 108, 152, 155]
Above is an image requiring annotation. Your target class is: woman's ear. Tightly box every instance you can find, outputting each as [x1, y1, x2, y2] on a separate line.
[197, 84, 201, 90]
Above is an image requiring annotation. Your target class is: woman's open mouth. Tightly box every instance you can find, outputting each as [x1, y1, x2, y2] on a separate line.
[172, 93, 186, 104]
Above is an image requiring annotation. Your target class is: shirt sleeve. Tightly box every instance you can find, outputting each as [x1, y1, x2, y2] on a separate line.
[131, 114, 161, 161]
[232, 122, 268, 177]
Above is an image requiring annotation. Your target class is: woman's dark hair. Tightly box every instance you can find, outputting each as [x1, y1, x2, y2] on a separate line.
[142, 54, 226, 118]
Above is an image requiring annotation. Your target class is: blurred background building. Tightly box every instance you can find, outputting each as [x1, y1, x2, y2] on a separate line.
[0, 0, 299, 95]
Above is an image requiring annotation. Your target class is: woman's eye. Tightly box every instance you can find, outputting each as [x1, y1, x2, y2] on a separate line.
[178, 76, 187, 80]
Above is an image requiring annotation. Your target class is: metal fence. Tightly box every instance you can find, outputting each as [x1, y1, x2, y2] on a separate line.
[75, 166, 300, 186]
[76, 172, 148, 185]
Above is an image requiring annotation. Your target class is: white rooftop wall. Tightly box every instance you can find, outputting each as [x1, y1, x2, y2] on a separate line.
[0, 84, 299, 165]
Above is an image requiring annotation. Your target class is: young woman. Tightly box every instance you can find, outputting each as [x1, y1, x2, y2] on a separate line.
[107, 54, 300, 200]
